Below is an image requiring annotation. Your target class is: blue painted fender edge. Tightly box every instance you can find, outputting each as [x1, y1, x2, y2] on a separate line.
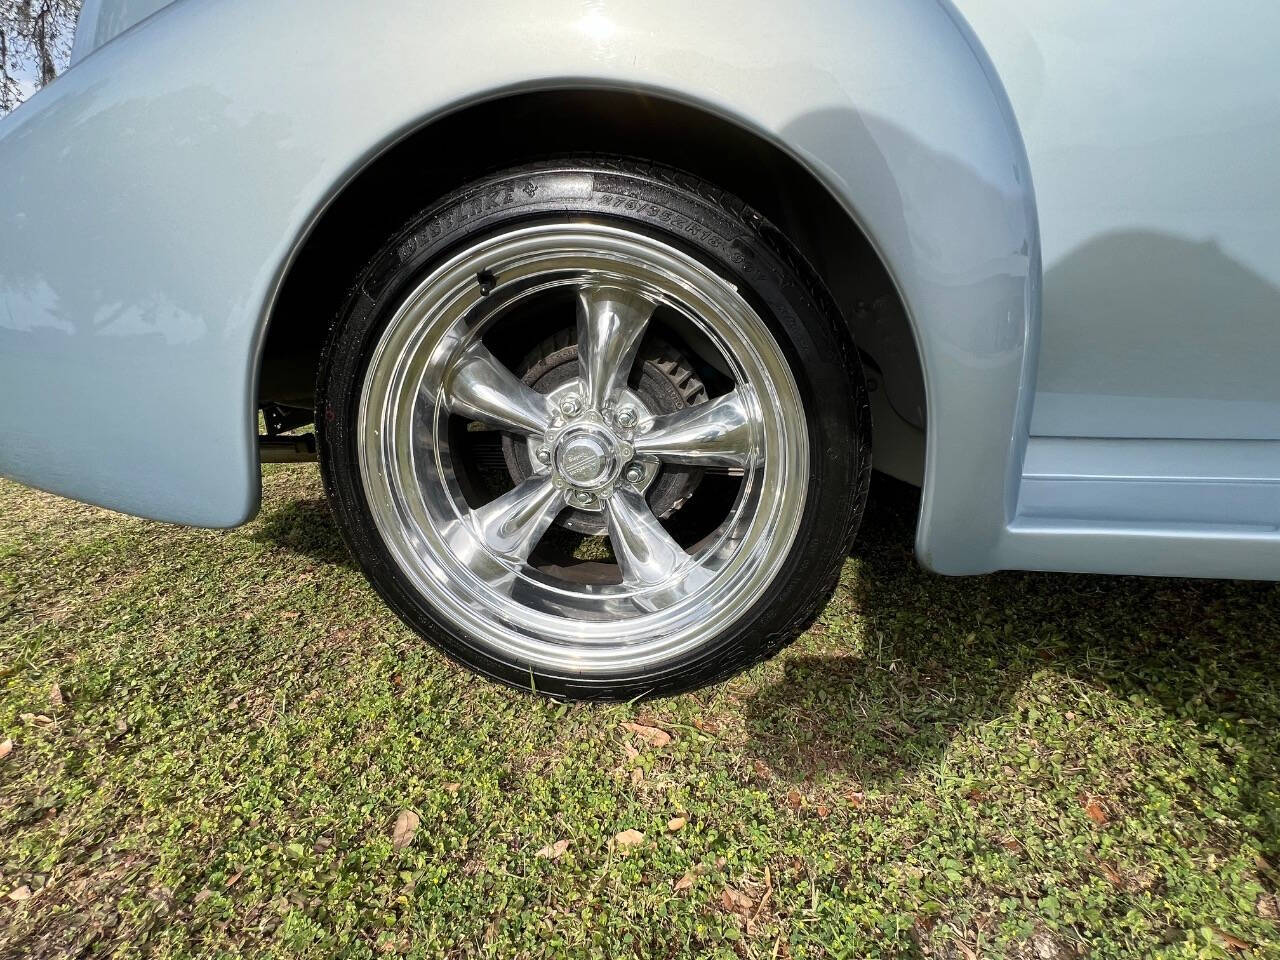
[0, 0, 1038, 575]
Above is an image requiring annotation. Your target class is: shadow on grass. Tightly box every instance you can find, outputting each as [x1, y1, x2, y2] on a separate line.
[253, 497, 357, 570]
[745, 476, 1280, 856]
[255, 475, 1280, 858]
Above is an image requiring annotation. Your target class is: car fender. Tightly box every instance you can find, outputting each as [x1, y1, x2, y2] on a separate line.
[69, 0, 179, 64]
[0, 0, 1038, 574]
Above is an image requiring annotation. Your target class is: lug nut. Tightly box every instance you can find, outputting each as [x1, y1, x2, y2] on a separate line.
[536, 446, 552, 465]
[614, 406, 638, 428]
[624, 464, 645, 484]
[559, 396, 582, 418]
[573, 490, 595, 506]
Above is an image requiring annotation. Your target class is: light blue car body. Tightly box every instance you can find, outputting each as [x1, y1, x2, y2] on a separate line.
[2, 0, 1277, 580]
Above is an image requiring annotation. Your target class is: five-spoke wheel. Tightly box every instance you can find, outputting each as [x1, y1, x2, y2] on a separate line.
[434, 280, 763, 591]
[319, 160, 869, 699]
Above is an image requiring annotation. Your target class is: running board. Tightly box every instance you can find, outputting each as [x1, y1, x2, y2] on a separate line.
[1000, 437, 1280, 580]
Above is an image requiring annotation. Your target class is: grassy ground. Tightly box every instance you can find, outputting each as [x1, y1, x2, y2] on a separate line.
[2, 467, 1279, 959]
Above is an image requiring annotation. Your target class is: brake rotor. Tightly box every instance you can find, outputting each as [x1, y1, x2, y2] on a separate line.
[503, 332, 708, 534]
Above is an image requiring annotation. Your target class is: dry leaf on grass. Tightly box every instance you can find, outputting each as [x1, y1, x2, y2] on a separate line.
[667, 816, 687, 832]
[1098, 863, 1125, 887]
[392, 809, 420, 850]
[785, 788, 804, 811]
[621, 722, 671, 748]
[7, 885, 33, 902]
[1079, 793, 1109, 826]
[535, 839, 570, 860]
[225, 870, 244, 887]
[1215, 930, 1253, 952]
[0, 739, 12, 760]
[20, 713, 52, 726]
[50, 682, 64, 707]
[614, 829, 645, 848]
[846, 790, 865, 808]
[675, 863, 707, 892]
[1258, 894, 1279, 920]
[720, 886, 755, 917]
[443, 782, 461, 795]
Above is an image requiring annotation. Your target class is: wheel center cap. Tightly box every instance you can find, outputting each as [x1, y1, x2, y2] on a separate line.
[555, 431, 615, 488]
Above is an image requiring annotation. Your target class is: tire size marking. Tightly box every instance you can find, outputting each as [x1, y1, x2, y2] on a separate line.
[594, 193, 747, 270]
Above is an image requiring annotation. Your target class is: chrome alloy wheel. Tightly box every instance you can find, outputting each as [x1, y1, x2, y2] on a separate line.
[358, 222, 808, 676]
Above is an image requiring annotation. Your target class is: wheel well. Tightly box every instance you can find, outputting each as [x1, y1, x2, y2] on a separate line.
[259, 89, 926, 482]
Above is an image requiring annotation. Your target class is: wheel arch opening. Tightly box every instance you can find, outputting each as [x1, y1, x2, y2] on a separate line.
[257, 88, 926, 486]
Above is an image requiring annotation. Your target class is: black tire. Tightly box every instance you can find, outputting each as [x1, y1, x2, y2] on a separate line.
[317, 157, 871, 700]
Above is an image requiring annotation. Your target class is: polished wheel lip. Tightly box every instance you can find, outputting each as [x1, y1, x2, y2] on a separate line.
[358, 222, 808, 676]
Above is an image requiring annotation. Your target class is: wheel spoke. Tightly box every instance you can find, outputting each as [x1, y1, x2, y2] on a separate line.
[576, 285, 655, 411]
[606, 487, 687, 588]
[443, 340, 551, 435]
[470, 476, 564, 563]
[632, 389, 755, 468]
